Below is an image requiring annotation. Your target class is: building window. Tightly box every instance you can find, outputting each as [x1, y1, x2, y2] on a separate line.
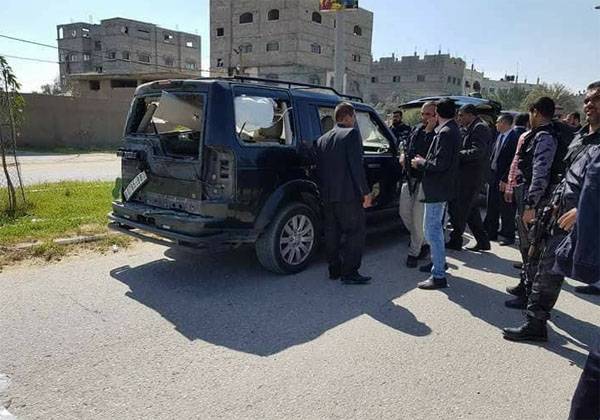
[58, 27, 64, 39]
[83, 53, 91, 61]
[164, 56, 174, 67]
[240, 43, 252, 53]
[456, 78, 462, 86]
[240, 12, 253, 24]
[185, 61, 196, 70]
[82, 28, 90, 38]
[186, 40, 194, 48]
[216, 58, 224, 68]
[352, 54, 361, 62]
[268, 9, 280, 21]
[452, 77, 457, 85]
[371, 77, 377, 83]
[106, 51, 116, 60]
[353, 25, 362, 36]
[137, 28, 150, 40]
[163, 33, 173, 42]
[59, 54, 66, 62]
[447, 76, 452, 84]
[311, 43, 321, 54]
[111, 79, 137, 89]
[393, 76, 401, 82]
[122, 51, 130, 60]
[417, 75, 425, 82]
[71, 29, 77, 38]
[138, 53, 151, 63]
[121, 26, 129, 35]
[465, 80, 471, 88]
[216, 27, 224, 37]
[95, 66, 103, 73]
[94, 41, 102, 51]
[266, 41, 279, 52]
[312, 12, 322, 24]
[89, 80, 100, 91]
[69, 54, 79, 62]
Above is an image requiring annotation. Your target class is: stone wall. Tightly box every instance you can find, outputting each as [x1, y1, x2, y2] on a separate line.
[16, 93, 131, 149]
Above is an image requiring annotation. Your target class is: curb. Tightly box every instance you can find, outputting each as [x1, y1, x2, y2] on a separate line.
[7, 232, 123, 251]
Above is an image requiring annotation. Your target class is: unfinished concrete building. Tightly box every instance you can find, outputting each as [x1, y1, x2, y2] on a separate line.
[209, 0, 373, 98]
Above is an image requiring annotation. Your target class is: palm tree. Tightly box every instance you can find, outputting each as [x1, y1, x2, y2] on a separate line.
[521, 83, 579, 114]
[487, 86, 529, 111]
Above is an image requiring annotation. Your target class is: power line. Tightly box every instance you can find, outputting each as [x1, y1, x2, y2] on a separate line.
[1, 54, 58, 64]
[0, 33, 223, 76]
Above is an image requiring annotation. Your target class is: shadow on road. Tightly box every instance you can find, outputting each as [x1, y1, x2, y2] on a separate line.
[443, 275, 598, 369]
[110, 232, 432, 356]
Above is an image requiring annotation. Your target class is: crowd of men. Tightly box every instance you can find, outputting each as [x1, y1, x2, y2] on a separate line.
[315, 82, 599, 418]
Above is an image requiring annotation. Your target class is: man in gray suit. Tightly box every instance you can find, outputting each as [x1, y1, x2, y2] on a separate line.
[315, 102, 373, 285]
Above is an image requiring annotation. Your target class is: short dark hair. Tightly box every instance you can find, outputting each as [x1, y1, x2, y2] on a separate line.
[515, 113, 529, 127]
[459, 104, 478, 116]
[334, 102, 355, 122]
[529, 96, 555, 119]
[498, 114, 514, 126]
[436, 98, 456, 119]
[568, 112, 581, 122]
[393, 110, 403, 116]
[587, 81, 600, 91]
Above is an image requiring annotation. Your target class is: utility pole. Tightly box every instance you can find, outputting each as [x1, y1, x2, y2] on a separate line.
[334, 11, 345, 93]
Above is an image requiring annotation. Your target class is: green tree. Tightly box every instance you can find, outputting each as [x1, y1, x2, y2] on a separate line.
[520, 83, 579, 114]
[0, 55, 26, 215]
[487, 86, 529, 111]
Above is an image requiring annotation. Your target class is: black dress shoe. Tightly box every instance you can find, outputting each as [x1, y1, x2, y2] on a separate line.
[417, 244, 430, 260]
[499, 239, 515, 246]
[445, 240, 463, 251]
[341, 273, 372, 285]
[513, 262, 523, 270]
[506, 282, 526, 297]
[419, 262, 449, 273]
[406, 255, 418, 268]
[503, 318, 548, 342]
[466, 242, 491, 252]
[573, 285, 600, 295]
[489, 234, 499, 242]
[329, 266, 341, 280]
[417, 276, 448, 290]
[505, 296, 528, 309]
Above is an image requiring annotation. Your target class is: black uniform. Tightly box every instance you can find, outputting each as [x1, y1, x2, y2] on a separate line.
[448, 117, 492, 247]
[390, 122, 412, 148]
[315, 124, 370, 278]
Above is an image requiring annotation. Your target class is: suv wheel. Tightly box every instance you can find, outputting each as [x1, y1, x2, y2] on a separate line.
[256, 203, 319, 274]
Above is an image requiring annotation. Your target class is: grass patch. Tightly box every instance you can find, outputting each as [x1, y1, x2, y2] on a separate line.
[0, 181, 116, 246]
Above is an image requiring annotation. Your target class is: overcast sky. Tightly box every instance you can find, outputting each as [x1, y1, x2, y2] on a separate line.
[2, 0, 599, 92]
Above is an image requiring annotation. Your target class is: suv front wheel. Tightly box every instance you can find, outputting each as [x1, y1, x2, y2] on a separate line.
[256, 203, 319, 274]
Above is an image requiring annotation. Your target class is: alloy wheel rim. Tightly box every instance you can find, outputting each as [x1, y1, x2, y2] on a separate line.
[279, 214, 315, 266]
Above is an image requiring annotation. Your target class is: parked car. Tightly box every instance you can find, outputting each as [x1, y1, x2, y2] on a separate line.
[109, 77, 402, 274]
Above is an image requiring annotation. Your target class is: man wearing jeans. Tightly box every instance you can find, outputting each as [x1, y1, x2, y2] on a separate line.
[411, 99, 461, 290]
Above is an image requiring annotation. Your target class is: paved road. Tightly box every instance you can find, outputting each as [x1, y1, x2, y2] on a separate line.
[0, 235, 598, 419]
[0, 153, 120, 187]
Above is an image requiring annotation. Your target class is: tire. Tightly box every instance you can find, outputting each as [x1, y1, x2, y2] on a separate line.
[255, 202, 320, 274]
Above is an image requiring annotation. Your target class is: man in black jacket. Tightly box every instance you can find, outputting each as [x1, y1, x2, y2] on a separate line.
[389, 110, 412, 147]
[411, 99, 461, 290]
[447, 104, 492, 251]
[315, 102, 372, 285]
[485, 114, 519, 245]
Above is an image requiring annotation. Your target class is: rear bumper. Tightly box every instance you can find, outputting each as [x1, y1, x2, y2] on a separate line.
[109, 201, 257, 247]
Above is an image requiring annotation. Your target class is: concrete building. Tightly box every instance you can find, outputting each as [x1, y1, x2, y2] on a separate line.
[56, 17, 202, 91]
[369, 53, 466, 105]
[463, 67, 538, 97]
[209, 0, 373, 98]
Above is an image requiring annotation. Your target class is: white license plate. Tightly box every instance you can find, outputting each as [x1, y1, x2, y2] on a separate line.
[123, 171, 148, 201]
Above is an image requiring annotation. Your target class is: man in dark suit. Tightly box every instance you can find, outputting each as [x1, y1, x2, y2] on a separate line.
[485, 114, 518, 245]
[411, 99, 461, 290]
[315, 102, 372, 285]
[447, 104, 493, 251]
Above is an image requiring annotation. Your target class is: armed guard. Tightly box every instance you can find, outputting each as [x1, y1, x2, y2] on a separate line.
[503, 84, 600, 342]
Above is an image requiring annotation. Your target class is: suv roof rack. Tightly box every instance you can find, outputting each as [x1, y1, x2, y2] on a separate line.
[196, 75, 363, 103]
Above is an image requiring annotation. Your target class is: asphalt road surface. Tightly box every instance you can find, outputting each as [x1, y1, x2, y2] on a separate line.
[1, 235, 598, 419]
[1, 153, 120, 187]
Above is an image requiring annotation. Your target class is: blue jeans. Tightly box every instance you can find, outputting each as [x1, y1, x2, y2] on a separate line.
[424, 202, 447, 279]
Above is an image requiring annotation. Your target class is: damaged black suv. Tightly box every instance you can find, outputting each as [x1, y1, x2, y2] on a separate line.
[109, 77, 402, 274]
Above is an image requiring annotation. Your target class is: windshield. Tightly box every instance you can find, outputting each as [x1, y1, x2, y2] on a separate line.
[126, 91, 205, 158]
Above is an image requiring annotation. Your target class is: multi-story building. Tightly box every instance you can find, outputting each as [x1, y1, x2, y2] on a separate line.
[369, 53, 467, 105]
[56, 18, 202, 97]
[209, 0, 373, 98]
[463, 67, 539, 97]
